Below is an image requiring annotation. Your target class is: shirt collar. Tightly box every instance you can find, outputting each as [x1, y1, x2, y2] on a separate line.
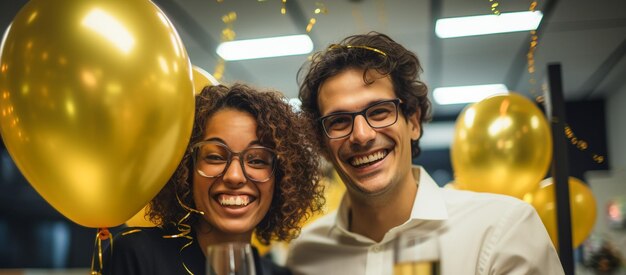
[334, 166, 448, 239]
[410, 166, 448, 221]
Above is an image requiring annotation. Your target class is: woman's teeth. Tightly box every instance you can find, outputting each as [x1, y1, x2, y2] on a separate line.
[351, 150, 387, 166]
[218, 195, 251, 206]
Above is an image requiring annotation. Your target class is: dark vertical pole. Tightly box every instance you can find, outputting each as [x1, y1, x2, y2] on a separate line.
[544, 63, 574, 274]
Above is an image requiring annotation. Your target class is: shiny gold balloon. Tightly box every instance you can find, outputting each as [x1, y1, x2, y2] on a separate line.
[192, 65, 219, 94]
[451, 93, 552, 198]
[529, 177, 597, 248]
[0, 0, 194, 227]
[126, 205, 156, 227]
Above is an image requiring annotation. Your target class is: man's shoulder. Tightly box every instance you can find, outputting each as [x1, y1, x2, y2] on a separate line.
[441, 188, 535, 220]
[294, 211, 338, 244]
[287, 210, 343, 258]
[287, 211, 357, 274]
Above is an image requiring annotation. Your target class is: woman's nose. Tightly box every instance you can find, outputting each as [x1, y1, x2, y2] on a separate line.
[222, 158, 246, 187]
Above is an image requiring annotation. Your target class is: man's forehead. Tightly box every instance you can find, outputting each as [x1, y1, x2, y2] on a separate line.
[316, 71, 395, 115]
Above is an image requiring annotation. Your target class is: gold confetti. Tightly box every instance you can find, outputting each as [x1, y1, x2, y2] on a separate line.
[213, 12, 237, 81]
[488, 0, 501, 15]
[281, 0, 287, 14]
[306, 2, 328, 32]
[306, 18, 316, 32]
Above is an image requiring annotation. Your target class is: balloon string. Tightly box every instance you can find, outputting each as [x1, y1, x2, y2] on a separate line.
[90, 228, 112, 275]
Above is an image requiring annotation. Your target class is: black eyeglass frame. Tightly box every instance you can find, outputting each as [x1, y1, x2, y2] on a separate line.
[319, 98, 402, 139]
[190, 140, 277, 183]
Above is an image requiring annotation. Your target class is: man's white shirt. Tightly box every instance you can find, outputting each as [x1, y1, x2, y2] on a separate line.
[286, 166, 564, 275]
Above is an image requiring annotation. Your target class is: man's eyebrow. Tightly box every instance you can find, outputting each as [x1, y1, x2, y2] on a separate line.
[323, 98, 394, 115]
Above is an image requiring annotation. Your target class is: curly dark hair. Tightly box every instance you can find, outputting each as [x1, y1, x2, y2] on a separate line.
[298, 32, 432, 158]
[148, 84, 325, 244]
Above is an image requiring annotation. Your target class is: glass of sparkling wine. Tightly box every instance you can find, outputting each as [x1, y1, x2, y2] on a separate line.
[206, 242, 256, 275]
[393, 230, 441, 275]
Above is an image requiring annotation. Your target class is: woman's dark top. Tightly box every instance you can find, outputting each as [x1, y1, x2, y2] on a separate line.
[102, 227, 291, 275]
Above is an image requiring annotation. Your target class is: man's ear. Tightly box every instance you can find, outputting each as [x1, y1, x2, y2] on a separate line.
[408, 109, 421, 141]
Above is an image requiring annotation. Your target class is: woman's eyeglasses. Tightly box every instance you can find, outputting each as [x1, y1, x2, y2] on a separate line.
[191, 141, 277, 183]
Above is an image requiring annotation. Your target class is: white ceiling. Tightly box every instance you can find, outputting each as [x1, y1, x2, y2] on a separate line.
[159, 0, 626, 119]
[2, 0, 625, 121]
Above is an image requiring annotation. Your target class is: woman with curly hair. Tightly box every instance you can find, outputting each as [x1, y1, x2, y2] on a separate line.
[103, 84, 325, 275]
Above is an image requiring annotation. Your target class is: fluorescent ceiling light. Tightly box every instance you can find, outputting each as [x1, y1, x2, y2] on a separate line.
[433, 84, 509, 105]
[217, 34, 313, 61]
[436, 11, 543, 38]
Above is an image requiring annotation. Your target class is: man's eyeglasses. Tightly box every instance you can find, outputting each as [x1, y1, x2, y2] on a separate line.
[319, 98, 401, 139]
[191, 141, 277, 183]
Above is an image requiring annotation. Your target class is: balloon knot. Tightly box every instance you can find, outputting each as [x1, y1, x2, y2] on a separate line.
[98, 228, 111, 241]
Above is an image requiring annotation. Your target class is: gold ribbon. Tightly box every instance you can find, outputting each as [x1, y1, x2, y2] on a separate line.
[160, 192, 205, 275]
[327, 44, 388, 57]
[90, 228, 112, 275]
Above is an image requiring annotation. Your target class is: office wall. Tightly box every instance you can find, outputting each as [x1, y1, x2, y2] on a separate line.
[585, 73, 626, 266]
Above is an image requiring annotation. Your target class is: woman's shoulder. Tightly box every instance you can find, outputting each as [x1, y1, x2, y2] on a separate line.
[112, 227, 164, 249]
[103, 226, 194, 275]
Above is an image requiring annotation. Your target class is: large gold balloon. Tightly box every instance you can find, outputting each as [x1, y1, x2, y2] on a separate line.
[0, 0, 194, 227]
[451, 93, 552, 198]
[527, 177, 597, 248]
[192, 65, 219, 94]
[126, 205, 156, 227]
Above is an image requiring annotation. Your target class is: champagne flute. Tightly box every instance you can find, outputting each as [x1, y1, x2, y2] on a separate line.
[206, 242, 256, 275]
[393, 230, 441, 275]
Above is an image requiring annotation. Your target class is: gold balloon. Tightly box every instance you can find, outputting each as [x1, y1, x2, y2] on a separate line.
[192, 65, 219, 94]
[451, 93, 552, 198]
[0, 0, 194, 227]
[528, 177, 597, 248]
[126, 205, 156, 228]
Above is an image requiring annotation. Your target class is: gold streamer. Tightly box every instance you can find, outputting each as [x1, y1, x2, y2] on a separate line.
[121, 229, 142, 236]
[213, 12, 237, 81]
[281, 0, 287, 14]
[306, 2, 328, 33]
[489, 0, 501, 15]
[90, 228, 112, 275]
[159, 191, 205, 275]
[525, 1, 605, 164]
[306, 18, 316, 32]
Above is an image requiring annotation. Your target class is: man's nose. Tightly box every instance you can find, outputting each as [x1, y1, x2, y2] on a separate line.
[349, 115, 376, 145]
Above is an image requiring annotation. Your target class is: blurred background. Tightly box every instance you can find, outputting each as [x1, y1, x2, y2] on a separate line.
[1, 0, 625, 273]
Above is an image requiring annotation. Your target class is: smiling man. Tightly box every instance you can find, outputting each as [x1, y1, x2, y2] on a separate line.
[286, 32, 564, 275]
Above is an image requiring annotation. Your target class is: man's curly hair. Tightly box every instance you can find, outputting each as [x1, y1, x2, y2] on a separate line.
[298, 32, 432, 158]
[148, 84, 325, 244]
